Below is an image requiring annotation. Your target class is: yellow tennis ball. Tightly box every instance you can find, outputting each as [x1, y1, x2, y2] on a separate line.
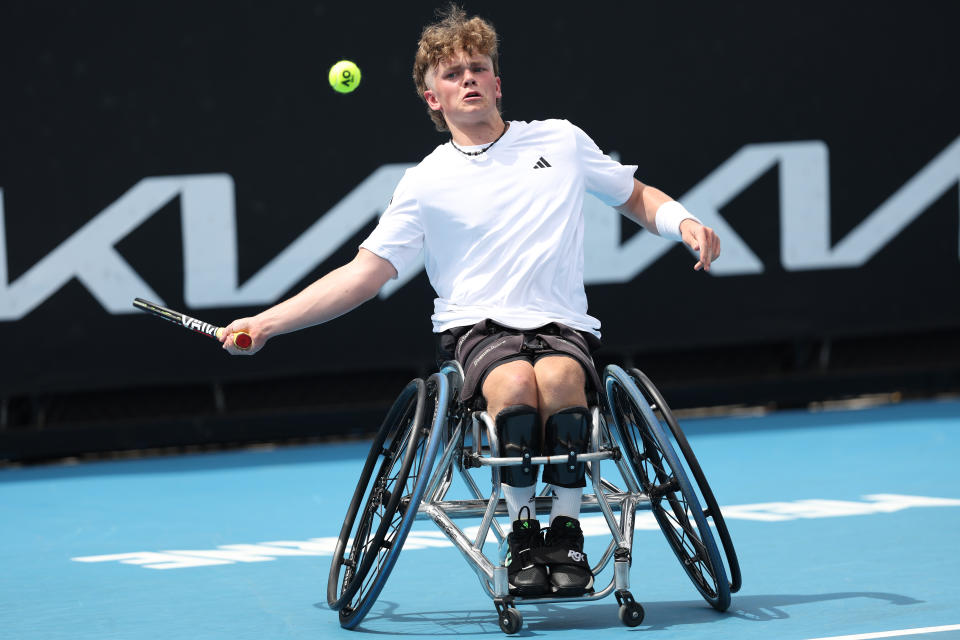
[328, 60, 361, 93]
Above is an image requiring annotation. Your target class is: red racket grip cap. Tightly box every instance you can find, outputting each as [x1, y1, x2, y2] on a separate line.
[234, 332, 253, 350]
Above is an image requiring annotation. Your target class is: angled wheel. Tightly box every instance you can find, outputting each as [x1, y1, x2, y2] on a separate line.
[618, 602, 645, 627]
[498, 608, 522, 635]
[327, 373, 449, 628]
[628, 368, 741, 594]
[615, 589, 645, 627]
[605, 365, 731, 611]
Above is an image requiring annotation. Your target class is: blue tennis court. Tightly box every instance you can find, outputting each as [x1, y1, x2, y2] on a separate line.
[3, 398, 959, 640]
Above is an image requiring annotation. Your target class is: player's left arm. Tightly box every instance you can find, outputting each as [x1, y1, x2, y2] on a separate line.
[615, 178, 721, 272]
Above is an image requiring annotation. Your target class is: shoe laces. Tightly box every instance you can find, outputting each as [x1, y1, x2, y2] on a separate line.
[547, 518, 583, 548]
[513, 506, 539, 539]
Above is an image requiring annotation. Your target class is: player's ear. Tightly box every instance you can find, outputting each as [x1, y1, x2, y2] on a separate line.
[424, 90, 442, 111]
[495, 76, 501, 99]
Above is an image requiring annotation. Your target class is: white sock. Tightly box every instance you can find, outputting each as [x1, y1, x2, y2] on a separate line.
[549, 486, 583, 524]
[502, 483, 536, 522]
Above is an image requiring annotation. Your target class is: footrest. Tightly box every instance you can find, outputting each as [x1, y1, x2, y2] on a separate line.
[415, 491, 650, 520]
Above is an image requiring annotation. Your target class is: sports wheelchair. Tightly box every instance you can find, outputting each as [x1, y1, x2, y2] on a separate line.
[327, 361, 741, 634]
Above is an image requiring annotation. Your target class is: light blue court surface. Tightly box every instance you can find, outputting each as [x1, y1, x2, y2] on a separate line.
[3, 399, 960, 640]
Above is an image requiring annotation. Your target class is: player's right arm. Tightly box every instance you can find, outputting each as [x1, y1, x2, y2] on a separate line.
[222, 167, 423, 355]
[219, 248, 397, 355]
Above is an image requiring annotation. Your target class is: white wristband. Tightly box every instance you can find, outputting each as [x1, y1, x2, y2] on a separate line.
[655, 200, 701, 242]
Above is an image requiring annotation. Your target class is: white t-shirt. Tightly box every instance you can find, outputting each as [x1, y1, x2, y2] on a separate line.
[360, 119, 637, 337]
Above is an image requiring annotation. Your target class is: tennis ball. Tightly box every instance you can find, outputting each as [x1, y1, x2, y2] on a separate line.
[328, 60, 361, 93]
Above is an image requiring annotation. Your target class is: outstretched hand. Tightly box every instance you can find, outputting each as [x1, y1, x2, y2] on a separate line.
[680, 219, 721, 272]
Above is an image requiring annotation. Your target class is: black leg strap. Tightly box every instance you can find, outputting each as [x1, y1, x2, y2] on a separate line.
[542, 406, 589, 488]
[496, 404, 541, 487]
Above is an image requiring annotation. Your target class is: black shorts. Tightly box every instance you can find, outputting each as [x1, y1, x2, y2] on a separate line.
[435, 319, 603, 407]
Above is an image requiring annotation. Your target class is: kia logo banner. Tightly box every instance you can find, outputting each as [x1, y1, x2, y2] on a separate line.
[2, 3, 958, 395]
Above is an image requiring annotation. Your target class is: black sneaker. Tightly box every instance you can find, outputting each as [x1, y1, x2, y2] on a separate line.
[504, 507, 550, 596]
[542, 516, 594, 596]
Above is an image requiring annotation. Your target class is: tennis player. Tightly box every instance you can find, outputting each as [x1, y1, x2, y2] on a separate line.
[221, 6, 720, 598]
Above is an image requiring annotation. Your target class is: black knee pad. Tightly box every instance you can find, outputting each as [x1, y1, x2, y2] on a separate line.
[542, 406, 590, 488]
[495, 404, 541, 487]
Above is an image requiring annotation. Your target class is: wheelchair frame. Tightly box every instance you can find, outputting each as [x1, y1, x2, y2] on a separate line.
[327, 361, 741, 634]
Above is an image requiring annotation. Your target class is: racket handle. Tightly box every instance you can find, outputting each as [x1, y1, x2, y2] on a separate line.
[216, 328, 253, 350]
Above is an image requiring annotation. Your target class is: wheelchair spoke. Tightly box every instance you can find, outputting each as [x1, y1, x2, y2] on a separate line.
[654, 486, 719, 597]
[606, 371, 730, 609]
[329, 374, 451, 626]
[349, 489, 413, 610]
[342, 397, 438, 612]
[343, 416, 416, 586]
[355, 548, 387, 608]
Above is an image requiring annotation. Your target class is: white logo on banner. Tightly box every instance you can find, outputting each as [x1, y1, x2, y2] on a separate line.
[2, 137, 959, 320]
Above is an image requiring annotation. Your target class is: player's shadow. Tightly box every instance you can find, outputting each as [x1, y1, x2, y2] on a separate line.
[319, 591, 922, 635]
[619, 592, 923, 632]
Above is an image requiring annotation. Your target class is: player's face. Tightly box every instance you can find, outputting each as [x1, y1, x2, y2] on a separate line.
[424, 52, 501, 124]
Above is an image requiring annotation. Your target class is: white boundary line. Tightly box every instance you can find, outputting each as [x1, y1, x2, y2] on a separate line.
[804, 624, 960, 640]
[72, 494, 960, 570]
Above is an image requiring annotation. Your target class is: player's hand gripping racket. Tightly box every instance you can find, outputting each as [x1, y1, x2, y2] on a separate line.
[132, 298, 253, 350]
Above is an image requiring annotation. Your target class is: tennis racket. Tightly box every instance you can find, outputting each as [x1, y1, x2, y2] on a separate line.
[132, 298, 253, 350]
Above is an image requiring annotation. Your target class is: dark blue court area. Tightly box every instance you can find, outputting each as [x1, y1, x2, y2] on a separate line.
[3, 398, 960, 640]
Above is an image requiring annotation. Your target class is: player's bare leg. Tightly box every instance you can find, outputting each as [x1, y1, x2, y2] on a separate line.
[532, 356, 587, 418]
[482, 360, 540, 521]
[534, 357, 589, 522]
[482, 358, 540, 522]
[534, 355, 593, 595]
[482, 360, 549, 595]
[483, 360, 539, 419]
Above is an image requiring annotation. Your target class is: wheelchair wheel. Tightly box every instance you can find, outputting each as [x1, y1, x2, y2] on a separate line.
[628, 368, 742, 594]
[327, 374, 450, 629]
[605, 365, 731, 611]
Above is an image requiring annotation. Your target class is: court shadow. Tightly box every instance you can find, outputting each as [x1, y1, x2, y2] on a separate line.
[636, 592, 923, 632]
[318, 591, 922, 635]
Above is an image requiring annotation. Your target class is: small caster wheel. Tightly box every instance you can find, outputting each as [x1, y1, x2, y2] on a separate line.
[498, 607, 523, 634]
[618, 601, 645, 627]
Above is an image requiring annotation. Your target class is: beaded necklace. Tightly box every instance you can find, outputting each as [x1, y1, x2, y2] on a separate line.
[449, 122, 509, 156]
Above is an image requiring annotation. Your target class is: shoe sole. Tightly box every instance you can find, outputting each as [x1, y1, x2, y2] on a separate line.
[509, 584, 551, 597]
[550, 585, 594, 596]
[550, 573, 594, 596]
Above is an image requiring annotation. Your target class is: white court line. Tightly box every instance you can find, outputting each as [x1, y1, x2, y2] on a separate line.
[805, 624, 960, 640]
[72, 494, 960, 570]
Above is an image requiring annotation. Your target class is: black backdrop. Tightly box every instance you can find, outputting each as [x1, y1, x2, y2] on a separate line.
[1, 2, 959, 455]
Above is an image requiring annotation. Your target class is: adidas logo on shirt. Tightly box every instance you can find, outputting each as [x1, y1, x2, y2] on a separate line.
[533, 156, 552, 169]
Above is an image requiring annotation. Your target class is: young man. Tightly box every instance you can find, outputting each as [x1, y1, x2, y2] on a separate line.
[220, 7, 720, 598]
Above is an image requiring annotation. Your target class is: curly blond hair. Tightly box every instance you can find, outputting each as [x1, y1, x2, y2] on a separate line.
[412, 5, 501, 132]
